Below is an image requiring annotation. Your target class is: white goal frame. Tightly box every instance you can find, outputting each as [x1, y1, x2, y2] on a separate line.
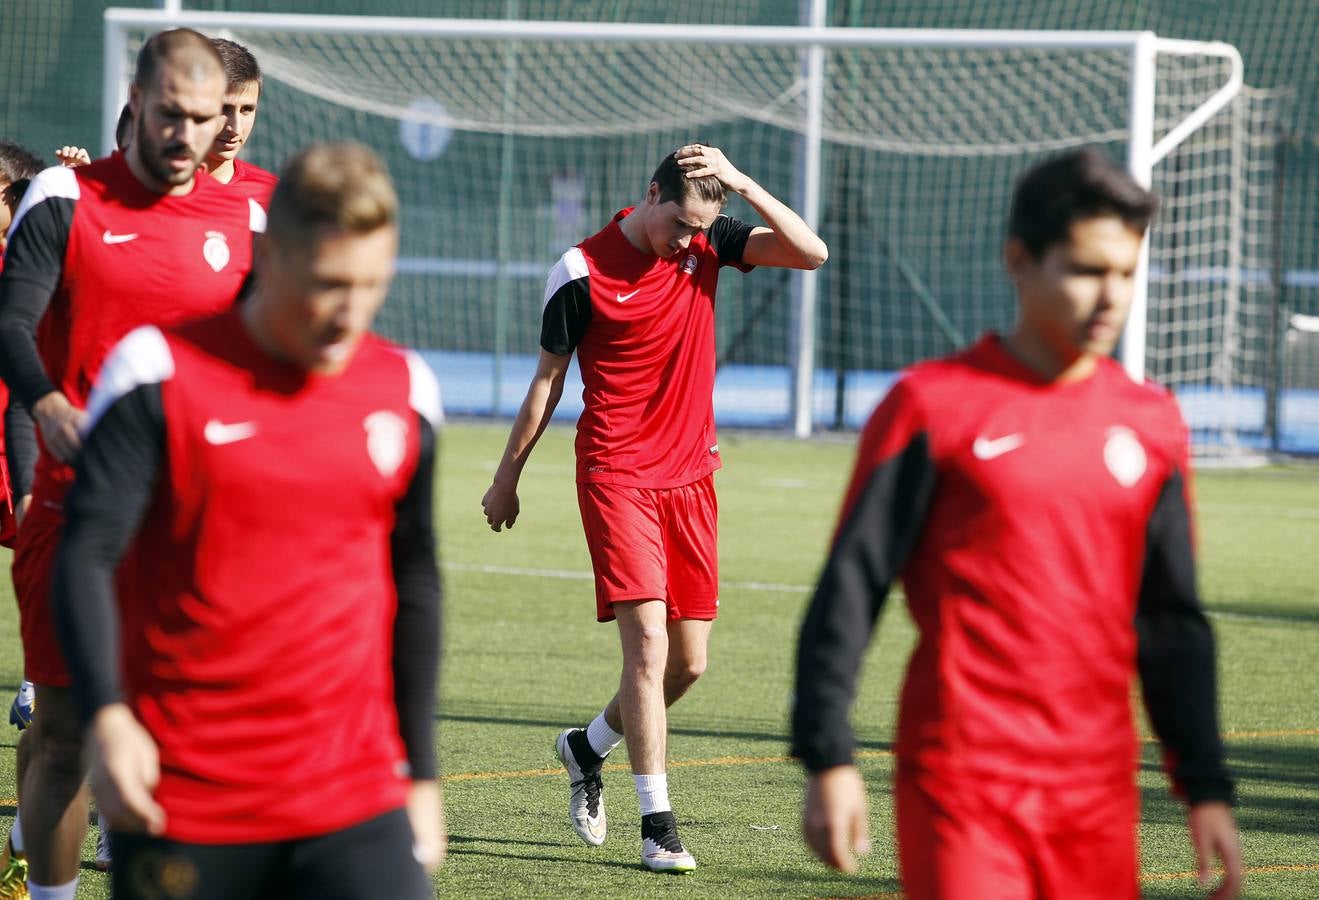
[104, 8, 1243, 436]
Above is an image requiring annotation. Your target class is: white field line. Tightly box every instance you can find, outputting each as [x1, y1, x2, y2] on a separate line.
[442, 561, 806, 593]
[444, 561, 1319, 622]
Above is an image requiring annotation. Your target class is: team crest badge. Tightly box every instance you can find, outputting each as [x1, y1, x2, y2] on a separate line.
[202, 231, 230, 273]
[364, 410, 409, 478]
[1103, 426, 1147, 488]
[680, 254, 697, 275]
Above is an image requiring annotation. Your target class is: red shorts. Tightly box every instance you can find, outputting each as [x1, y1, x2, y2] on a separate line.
[576, 475, 718, 623]
[896, 765, 1139, 900]
[13, 490, 71, 686]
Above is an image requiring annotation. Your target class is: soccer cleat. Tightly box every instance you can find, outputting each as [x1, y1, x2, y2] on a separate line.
[8, 682, 34, 732]
[94, 813, 111, 872]
[0, 838, 28, 900]
[640, 811, 696, 873]
[555, 728, 606, 846]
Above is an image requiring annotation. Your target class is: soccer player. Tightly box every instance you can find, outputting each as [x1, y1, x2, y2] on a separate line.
[791, 148, 1243, 899]
[0, 30, 259, 900]
[201, 38, 278, 207]
[0, 137, 43, 899]
[52, 141, 443, 900]
[482, 144, 826, 872]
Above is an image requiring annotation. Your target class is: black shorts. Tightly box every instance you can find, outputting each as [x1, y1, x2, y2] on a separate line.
[110, 808, 432, 900]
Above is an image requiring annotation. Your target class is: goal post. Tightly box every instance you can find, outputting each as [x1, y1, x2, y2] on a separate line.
[104, 9, 1260, 450]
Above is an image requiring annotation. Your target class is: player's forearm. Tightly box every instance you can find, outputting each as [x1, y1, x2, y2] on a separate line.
[392, 420, 442, 780]
[492, 372, 564, 487]
[4, 393, 37, 498]
[1136, 469, 1235, 805]
[735, 179, 828, 269]
[53, 383, 164, 726]
[0, 276, 60, 407]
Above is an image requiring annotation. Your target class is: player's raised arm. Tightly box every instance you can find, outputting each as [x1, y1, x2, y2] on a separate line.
[675, 143, 827, 270]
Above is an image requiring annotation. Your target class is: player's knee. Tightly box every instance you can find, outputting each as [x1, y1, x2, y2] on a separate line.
[672, 656, 706, 688]
[34, 729, 86, 783]
[623, 623, 669, 676]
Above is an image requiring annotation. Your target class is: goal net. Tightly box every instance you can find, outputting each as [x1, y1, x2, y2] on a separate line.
[104, 11, 1282, 455]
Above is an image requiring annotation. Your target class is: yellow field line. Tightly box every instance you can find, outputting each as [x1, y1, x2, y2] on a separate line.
[1143, 863, 1319, 882]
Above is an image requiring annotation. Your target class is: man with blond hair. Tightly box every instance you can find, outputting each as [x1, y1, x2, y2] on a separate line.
[54, 142, 443, 899]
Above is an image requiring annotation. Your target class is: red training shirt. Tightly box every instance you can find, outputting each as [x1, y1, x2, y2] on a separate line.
[540, 208, 754, 488]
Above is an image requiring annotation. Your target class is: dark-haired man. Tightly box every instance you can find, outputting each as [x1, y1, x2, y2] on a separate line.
[0, 29, 259, 900]
[202, 37, 277, 208]
[53, 141, 442, 900]
[792, 147, 1242, 899]
[483, 144, 826, 872]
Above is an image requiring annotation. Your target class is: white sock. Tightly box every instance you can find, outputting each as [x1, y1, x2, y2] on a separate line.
[26, 879, 78, 900]
[9, 809, 22, 854]
[586, 713, 624, 759]
[634, 773, 671, 816]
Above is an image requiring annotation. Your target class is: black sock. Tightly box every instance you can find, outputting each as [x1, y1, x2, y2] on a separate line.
[567, 728, 605, 770]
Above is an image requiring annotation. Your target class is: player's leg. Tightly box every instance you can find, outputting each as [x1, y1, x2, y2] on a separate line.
[111, 831, 281, 900]
[20, 686, 90, 897]
[555, 484, 666, 848]
[896, 766, 1034, 900]
[612, 599, 695, 872]
[660, 471, 718, 707]
[12, 504, 92, 898]
[282, 808, 430, 900]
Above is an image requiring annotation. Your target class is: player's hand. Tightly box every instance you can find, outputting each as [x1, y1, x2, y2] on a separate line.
[88, 703, 167, 836]
[14, 495, 31, 528]
[32, 391, 87, 463]
[481, 480, 520, 532]
[675, 144, 752, 194]
[406, 779, 446, 873]
[55, 146, 92, 167]
[802, 764, 871, 873]
[1189, 801, 1243, 898]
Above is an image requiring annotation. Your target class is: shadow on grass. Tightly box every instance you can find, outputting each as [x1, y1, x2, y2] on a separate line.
[438, 710, 897, 756]
[1208, 600, 1319, 626]
[446, 843, 645, 872]
[1141, 739, 1319, 839]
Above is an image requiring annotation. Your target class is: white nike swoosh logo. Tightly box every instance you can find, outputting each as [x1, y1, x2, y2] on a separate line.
[102, 230, 139, 244]
[616, 289, 640, 303]
[204, 419, 258, 445]
[972, 433, 1025, 460]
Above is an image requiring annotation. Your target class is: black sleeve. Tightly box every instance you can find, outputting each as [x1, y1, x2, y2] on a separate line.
[1135, 468, 1235, 806]
[52, 382, 165, 727]
[0, 194, 73, 407]
[539, 277, 591, 356]
[4, 393, 37, 498]
[391, 417, 442, 780]
[707, 214, 756, 270]
[791, 433, 936, 772]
